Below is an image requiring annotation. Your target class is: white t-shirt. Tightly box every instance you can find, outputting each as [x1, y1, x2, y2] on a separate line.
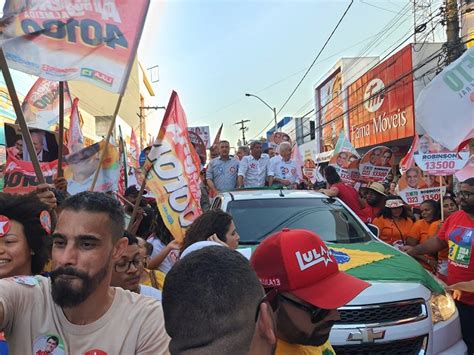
[148, 237, 179, 274]
[0, 276, 170, 354]
[238, 154, 270, 187]
[269, 158, 300, 184]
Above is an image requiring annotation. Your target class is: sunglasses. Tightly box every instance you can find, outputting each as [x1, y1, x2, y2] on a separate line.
[278, 294, 331, 323]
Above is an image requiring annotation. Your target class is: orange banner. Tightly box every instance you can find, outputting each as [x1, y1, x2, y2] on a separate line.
[145, 92, 202, 242]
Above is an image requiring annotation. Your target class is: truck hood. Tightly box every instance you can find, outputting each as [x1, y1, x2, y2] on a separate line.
[328, 241, 444, 294]
[346, 281, 432, 305]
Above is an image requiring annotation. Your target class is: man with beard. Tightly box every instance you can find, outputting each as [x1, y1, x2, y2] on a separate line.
[251, 229, 370, 354]
[111, 231, 162, 301]
[403, 178, 474, 354]
[361, 182, 387, 223]
[0, 192, 170, 354]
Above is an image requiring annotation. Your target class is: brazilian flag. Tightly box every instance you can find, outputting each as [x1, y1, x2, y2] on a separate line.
[329, 241, 444, 293]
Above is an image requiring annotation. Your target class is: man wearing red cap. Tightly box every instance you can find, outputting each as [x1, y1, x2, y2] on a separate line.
[251, 228, 370, 354]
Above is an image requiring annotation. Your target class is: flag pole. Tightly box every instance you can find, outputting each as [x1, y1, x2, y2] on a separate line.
[89, 53, 138, 191]
[118, 124, 128, 187]
[0, 49, 45, 183]
[57, 81, 65, 177]
[127, 167, 151, 232]
[440, 177, 445, 221]
[89, 94, 123, 191]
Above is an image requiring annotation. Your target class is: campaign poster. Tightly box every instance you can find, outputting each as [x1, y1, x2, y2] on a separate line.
[3, 148, 58, 194]
[188, 130, 207, 166]
[188, 126, 211, 148]
[303, 159, 320, 184]
[4, 123, 59, 163]
[329, 152, 360, 185]
[414, 134, 469, 176]
[268, 131, 292, 151]
[358, 146, 394, 182]
[398, 166, 446, 205]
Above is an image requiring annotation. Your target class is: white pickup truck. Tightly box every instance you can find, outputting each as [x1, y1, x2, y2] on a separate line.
[211, 189, 467, 354]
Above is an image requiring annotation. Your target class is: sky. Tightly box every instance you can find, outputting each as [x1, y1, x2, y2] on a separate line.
[138, 0, 446, 147]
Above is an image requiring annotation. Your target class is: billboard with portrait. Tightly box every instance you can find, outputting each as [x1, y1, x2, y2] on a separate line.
[398, 166, 446, 205]
[358, 146, 394, 182]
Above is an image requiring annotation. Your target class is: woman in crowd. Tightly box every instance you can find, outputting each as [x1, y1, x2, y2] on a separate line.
[181, 210, 240, 253]
[147, 211, 181, 273]
[0, 193, 50, 279]
[0, 193, 51, 355]
[318, 166, 368, 222]
[406, 199, 441, 272]
[372, 196, 414, 247]
[443, 192, 459, 218]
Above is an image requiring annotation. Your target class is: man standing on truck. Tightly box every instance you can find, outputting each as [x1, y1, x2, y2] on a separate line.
[403, 177, 474, 354]
[251, 228, 370, 354]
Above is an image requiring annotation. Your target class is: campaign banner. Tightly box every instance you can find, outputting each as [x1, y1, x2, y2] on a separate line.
[22, 78, 72, 131]
[67, 98, 84, 154]
[188, 126, 211, 148]
[398, 166, 446, 205]
[0, 0, 150, 94]
[303, 159, 320, 184]
[188, 130, 207, 165]
[400, 134, 419, 174]
[416, 46, 474, 151]
[63, 140, 119, 195]
[358, 146, 394, 182]
[333, 131, 359, 157]
[3, 148, 58, 194]
[414, 134, 469, 176]
[145, 91, 202, 242]
[268, 131, 292, 151]
[329, 152, 360, 185]
[128, 128, 140, 169]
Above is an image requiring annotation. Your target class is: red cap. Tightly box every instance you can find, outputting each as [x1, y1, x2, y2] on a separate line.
[250, 228, 370, 309]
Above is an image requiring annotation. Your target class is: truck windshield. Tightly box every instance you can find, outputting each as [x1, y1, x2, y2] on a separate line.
[227, 197, 373, 244]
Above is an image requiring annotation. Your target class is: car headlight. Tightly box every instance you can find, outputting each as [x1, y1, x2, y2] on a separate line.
[430, 293, 456, 324]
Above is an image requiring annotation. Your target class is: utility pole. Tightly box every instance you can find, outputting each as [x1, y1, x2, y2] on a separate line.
[445, 0, 464, 63]
[234, 119, 250, 146]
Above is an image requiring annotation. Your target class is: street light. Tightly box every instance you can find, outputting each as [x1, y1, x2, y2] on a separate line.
[245, 93, 277, 132]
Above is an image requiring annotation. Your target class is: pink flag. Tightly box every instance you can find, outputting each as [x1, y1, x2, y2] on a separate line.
[67, 98, 84, 154]
[291, 143, 304, 181]
[128, 129, 140, 169]
[399, 134, 419, 174]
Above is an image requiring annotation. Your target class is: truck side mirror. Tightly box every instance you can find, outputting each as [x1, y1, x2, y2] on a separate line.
[367, 223, 379, 237]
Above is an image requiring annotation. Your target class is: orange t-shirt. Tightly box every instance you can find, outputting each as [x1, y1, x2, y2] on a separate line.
[373, 217, 413, 245]
[409, 219, 440, 244]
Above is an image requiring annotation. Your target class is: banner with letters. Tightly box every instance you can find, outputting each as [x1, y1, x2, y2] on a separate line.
[3, 148, 58, 194]
[328, 132, 360, 185]
[145, 91, 202, 242]
[358, 146, 394, 182]
[0, 0, 150, 94]
[413, 134, 469, 176]
[22, 78, 72, 131]
[188, 126, 211, 149]
[398, 166, 446, 205]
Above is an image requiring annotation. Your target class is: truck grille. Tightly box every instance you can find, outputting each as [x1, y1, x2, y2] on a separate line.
[333, 335, 428, 355]
[336, 299, 427, 327]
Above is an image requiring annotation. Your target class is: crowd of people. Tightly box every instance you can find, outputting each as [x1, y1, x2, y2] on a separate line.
[0, 139, 473, 354]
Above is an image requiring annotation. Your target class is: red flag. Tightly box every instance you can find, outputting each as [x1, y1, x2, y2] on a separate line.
[118, 159, 126, 197]
[128, 128, 140, 169]
[400, 134, 419, 174]
[145, 91, 202, 242]
[212, 124, 223, 147]
[67, 98, 84, 153]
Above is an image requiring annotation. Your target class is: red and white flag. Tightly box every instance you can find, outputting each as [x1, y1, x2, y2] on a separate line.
[212, 123, 223, 147]
[128, 128, 140, 169]
[399, 134, 419, 174]
[67, 98, 84, 154]
[291, 143, 304, 181]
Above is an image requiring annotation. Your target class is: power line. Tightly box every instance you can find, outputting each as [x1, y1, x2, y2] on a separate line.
[276, 0, 355, 117]
[249, 2, 414, 139]
[281, 11, 443, 141]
